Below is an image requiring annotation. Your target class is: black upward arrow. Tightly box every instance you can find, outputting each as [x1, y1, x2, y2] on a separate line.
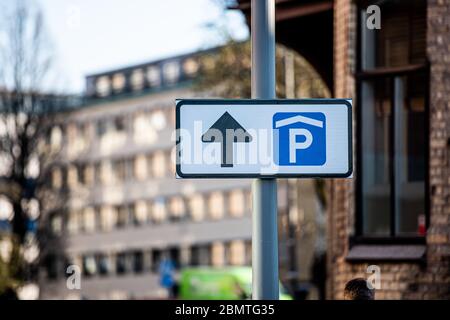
[202, 112, 252, 167]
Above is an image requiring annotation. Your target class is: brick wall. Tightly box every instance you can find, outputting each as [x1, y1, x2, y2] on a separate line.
[327, 0, 355, 300]
[416, 0, 450, 299]
[327, 0, 450, 300]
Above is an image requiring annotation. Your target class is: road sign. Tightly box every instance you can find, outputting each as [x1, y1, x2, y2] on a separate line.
[176, 99, 352, 179]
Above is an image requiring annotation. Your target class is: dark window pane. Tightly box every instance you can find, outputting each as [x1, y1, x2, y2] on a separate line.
[190, 245, 211, 266]
[133, 251, 143, 273]
[46, 255, 58, 280]
[97, 254, 111, 276]
[361, 78, 391, 236]
[394, 74, 426, 236]
[168, 247, 180, 270]
[151, 249, 162, 273]
[116, 253, 127, 275]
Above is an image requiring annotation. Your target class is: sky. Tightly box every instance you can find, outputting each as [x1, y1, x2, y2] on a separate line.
[36, 0, 249, 94]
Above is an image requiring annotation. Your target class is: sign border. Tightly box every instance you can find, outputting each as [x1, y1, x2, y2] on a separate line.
[175, 99, 353, 179]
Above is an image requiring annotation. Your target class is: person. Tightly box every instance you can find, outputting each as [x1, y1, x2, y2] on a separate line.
[343, 278, 375, 300]
[158, 254, 175, 299]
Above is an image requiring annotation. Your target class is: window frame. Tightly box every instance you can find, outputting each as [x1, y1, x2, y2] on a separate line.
[353, 0, 430, 245]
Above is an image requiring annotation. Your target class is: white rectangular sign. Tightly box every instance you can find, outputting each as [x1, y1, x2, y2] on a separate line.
[176, 99, 352, 178]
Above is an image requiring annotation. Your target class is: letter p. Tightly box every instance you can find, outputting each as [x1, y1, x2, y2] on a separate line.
[289, 128, 313, 163]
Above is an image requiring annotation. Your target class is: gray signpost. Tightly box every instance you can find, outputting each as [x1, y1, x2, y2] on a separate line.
[251, 0, 279, 300]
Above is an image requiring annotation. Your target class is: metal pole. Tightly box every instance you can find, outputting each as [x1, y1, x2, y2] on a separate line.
[251, 0, 279, 300]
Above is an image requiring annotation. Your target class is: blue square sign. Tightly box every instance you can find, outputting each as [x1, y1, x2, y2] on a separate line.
[273, 112, 326, 166]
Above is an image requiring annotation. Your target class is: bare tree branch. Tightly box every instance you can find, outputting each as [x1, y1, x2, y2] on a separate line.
[0, 1, 68, 294]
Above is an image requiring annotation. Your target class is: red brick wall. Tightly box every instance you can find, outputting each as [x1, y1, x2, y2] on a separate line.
[327, 0, 450, 300]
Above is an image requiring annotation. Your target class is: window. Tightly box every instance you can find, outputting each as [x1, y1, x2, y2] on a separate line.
[100, 161, 113, 185]
[97, 120, 107, 137]
[152, 151, 167, 178]
[151, 198, 166, 224]
[183, 58, 199, 77]
[96, 76, 110, 97]
[114, 117, 125, 132]
[67, 123, 84, 157]
[131, 69, 144, 91]
[94, 163, 102, 184]
[67, 165, 78, 189]
[116, 253, 128, 275]
[229, 240, 245, 266]
[134, 155, 148, 181]
[79, 122, 91, 149]
[117, 205, 130, 228]
[45, 254, 58, 280]
[169, 196, 185, 222]
[162, 61, 180, 84]
[133, 112, 157, 145]
[132, 251, 144, 273]
[189, 194, 205, 222]
[112, 73, 126, 92]
[67, 210, 80, 235]
[50, 126, 62, 151]
[356, 0, 428, 239]
[360, 0, 426, 70]
[150, 110, 167, 131]
[97, 254, 111, 276]
[50, 214, 63, 236]
[211, 242, 225, 266]
[77, 165, 86, 186]
[208, 192, 224, 220]
[112, 159, 127, 183]
[83, 207, 96, 233]
[100, 206, 117, 231]
[168, 247, 181, 270]
[134, 201, 148, 225]
[147, 66, 161, 87]
[151, 249, 162, 273]
[84, 164, 95, 186]
[82, 255, 97, 277]
[229, 189, 244, 217]
[190, 244, 211, 266]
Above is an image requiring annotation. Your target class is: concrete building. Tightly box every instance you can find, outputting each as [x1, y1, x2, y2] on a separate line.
[39, 52, 254, 299]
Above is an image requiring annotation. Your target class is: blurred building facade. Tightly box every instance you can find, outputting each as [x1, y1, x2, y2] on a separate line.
[38, 50, 325, 299]
[39, 53, 253, 299]
[236, 0, 450, 299]
[328, 0, 449, 300]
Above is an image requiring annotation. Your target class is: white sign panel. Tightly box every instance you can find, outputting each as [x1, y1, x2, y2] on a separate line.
[176, 99, 352, 178]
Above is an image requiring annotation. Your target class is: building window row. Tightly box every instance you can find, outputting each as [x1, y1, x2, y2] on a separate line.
[92, 57, 199, 97]
[49, 107, 175, 154]
[49, 189, 252, 235]
[51, 149, 176, 189]
[44, 240, 251, 280]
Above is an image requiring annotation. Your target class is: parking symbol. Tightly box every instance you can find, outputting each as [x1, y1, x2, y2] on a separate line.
[273, 112, 326, 166]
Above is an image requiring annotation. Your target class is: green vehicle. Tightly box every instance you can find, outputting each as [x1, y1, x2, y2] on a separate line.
[179, 266, 292, 300]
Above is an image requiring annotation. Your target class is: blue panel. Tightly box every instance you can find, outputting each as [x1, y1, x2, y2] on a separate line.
[273, 112, 326, 166]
